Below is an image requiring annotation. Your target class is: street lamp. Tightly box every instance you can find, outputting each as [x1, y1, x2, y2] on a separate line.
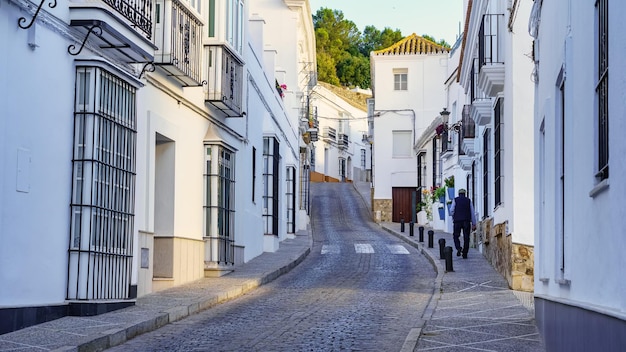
[439, 107, 462, 133]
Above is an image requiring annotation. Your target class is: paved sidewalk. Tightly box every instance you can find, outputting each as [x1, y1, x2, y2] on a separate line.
[0, 231, 311, 352]
[353, 181, 545, 351]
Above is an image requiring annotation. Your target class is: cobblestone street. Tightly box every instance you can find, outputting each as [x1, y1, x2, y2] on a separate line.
[108, 183, 436, 351]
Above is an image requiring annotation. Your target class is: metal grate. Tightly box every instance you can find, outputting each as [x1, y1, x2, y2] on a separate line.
[68, 67, 136, 301]
[103, 0, 153, 39]
[479, 14, 505, 71]
[596, 0, 609, 180]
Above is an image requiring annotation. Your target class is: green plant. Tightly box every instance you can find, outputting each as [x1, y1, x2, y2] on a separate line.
[417, 202, 426, 211]
[434, 186, 446, 200]
[444, 176, 455, 188]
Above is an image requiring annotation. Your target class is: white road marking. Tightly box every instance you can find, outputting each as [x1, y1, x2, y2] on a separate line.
[321, 245, 340, 254]
[354, 243, 375, 253]
[387, 244, 410, 254]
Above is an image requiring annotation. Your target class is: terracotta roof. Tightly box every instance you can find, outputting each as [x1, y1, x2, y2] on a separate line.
[372, 33, 450, 56]
[318, 82, 371, 111]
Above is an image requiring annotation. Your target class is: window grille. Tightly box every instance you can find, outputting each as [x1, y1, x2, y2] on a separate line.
[263, 137, 280, 236]
[68, 67, 136, 301]
[494, 99, 503, 206]
[596, 0, 609, 180]
[203, 145, 236, 265]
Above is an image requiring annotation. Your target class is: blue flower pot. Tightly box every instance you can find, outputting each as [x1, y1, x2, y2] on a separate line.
[447, 187, 455, 200]
[438, 207, 445, 220]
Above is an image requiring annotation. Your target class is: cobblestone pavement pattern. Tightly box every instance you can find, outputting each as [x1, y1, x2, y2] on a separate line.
[108, 183, 437, 351]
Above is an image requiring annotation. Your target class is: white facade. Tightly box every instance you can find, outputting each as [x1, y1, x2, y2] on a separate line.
[370, 34, 449, 224]
[532, 0, 626, 348]
[0, 0, 315, 334]
[310, 83, 370, 184]
[456, 0, 535, 291]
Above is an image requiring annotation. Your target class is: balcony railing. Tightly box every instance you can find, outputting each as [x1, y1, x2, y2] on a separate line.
[154, 0, 203, 86]
[338, 133, 349, 149]
[322, 127, 337, 142]
[205, 45, 244, 117]
[103, 0, 153, 40]
[478, 14, 505, 70]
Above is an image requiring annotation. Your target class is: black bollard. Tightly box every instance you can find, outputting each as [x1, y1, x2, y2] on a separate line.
[428, 230, 434, 248]
[409, 221, 414, 237]
[400, 218, 405, 232]
[444, 246, 454, 272]
[438, 238, 446, 259]
[418, 226, 424, 242]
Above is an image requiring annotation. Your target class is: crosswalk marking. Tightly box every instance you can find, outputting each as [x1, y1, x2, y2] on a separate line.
[387, 244, 410, 254]
[354, 243, 375, 254]
[321, 243, 410, 254]
[321, 244, 340, 254]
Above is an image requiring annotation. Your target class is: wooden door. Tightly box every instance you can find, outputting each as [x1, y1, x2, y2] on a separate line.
[392, 187, 414, 223]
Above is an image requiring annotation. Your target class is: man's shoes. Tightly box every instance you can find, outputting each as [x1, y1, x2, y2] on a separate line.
[457, 249, 462, 257]
[462, 254, 468, 259]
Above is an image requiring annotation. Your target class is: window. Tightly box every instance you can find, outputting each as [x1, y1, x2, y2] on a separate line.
[204, 145, 236, 264]
[361, 149, 366, 169]
[263, 137, 280, 236]
[208, 0, 215, 37]
[392, 131, 412, 157]
[227, 0, 244, 54]
[252, 147, 256, 202]
[596, 0, 609, 180]
[393, 68, 408, 90]
[286, 166, 296, 233]
[482, 129, 490, 218]
[432, 137, 438, 188]
[494, 98, 503, 207]
[68, 66, 136, 300]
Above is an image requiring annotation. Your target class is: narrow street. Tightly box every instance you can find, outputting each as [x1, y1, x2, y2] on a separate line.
[108, 182, 436, 351]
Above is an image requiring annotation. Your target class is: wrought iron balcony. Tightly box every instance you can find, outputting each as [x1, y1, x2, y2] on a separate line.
[322, 127, 337, 142]
[460, 104, 476, 155]
[69, 0, 156, 63]
[478, 14, 505, 96]
[154, 0, 203, 86]
[470, 58, 491, 126]
[204, 45, 244, 117]
[338, 133, 349, 149]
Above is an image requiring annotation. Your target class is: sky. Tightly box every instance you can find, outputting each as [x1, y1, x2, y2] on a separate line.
[309, 0, 465, 46]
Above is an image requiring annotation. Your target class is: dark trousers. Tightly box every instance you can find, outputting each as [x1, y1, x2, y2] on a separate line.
[453, 220, 471, 255]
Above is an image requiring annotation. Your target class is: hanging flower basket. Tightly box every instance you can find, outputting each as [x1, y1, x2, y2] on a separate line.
[438, 207, 445, 220]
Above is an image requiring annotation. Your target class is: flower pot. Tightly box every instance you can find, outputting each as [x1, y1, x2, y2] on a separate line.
[447, 187, 455, 200]
[438, 207, 445, 220]
[446, 203, 452, 215]
[439, 195, 445, 204]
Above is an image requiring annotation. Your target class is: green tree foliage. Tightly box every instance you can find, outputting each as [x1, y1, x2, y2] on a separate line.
[313, 7, 450, 89]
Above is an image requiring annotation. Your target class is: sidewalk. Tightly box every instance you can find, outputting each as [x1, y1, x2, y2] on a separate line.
[0, 231, 312, 352]
[353, 181, 544, 351]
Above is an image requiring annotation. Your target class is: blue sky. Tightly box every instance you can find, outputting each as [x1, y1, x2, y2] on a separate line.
[309, 0, 464, 45]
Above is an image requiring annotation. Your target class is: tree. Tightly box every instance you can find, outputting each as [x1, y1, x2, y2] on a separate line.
[312, 8, 451, 89]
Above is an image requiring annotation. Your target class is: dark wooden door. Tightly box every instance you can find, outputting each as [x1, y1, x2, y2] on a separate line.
[392, 187, 413, 223]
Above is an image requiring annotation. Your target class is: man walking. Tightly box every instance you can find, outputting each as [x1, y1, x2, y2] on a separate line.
[449, 188, 477, 259]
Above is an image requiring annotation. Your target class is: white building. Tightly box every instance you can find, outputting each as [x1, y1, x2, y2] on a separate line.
[531, 0, 626, 348]
[456, 0, 535, 291]
[370, 34, 450, 224]
[0, 0, 315, 334]
[310, 82, 370, 184]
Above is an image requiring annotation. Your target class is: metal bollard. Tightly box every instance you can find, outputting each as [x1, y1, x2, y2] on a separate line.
[419, 226, 424, 242]
[444, 246, 454, 272]
[438, 238, 446, 259]
[409, 221, 414, 237]
[400, 218, 405, 232]
[428, 230, 434, 248]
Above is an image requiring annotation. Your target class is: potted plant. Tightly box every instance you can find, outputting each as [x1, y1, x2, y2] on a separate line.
[433, 186, 446, 204]
[445, 176, 455, 199]
[438, 204, 445, 220]
[446, 200, 452, 215]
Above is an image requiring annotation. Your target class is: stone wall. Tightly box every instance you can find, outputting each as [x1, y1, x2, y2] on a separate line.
[479, 218, 534, 292]
[373, 199, 392, 223]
